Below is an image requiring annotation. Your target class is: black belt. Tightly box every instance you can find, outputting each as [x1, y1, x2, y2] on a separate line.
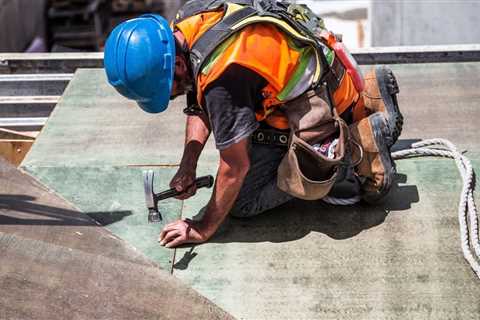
[251, 128, 289, 147]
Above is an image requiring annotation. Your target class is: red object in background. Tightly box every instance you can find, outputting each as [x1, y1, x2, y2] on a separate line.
[332, 40, 365, 92]
[322, 31, 365, 92]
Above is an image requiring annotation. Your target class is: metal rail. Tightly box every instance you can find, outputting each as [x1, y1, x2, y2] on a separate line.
[0, 74, 73, 81]
[0, 74, 72, 97]
[0, 75, 66, 128]
[1, 45, 480, 74]
[0, 53, 103, 74]
[0, 96, 60, 104]
[353, 44, 480, 65]
[1, 45, 480, 131]
[0, 117, 48, 132]
[0, 118, 48, 126]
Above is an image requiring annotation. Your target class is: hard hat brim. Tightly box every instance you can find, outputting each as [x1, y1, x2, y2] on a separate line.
[137, 94, 170, 114]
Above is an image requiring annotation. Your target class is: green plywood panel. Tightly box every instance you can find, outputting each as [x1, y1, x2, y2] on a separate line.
[172, 62, 480, 319]
[173, 160, 480, 319]
[22, 166, 182, 270]
[22, 69, 217, 168]
[20, 68, 217, 270]
[19, 61, 480, 319]
[0, 158, 234, 319]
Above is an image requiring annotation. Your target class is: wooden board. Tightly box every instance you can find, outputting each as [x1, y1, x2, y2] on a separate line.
[0, 128, 37, 140]
[0, 140, 34, 167]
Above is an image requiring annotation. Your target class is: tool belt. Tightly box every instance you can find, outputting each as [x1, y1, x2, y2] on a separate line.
[277, 84, 354, 200]
[251, 128, 289, 147]
[250, 54, 345, 149]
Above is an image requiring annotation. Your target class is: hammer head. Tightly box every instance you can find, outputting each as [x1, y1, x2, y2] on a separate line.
[143, 170, 161, 223]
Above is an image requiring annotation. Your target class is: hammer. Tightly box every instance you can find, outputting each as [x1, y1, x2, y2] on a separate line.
[143, 170, 214, 223]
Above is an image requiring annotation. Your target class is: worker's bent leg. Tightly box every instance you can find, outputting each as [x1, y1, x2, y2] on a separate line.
[230, 143, 294, 218]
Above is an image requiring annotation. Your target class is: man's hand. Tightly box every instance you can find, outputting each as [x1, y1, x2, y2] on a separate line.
[170, 167, 197, 200]
[161, 138, 251, 249]
[172, 114, 211, 200]
[159, 219, 206, 248]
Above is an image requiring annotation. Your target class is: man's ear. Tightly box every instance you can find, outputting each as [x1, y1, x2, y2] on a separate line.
[175, 54, 189, 77]
[173, 54, 183, 76]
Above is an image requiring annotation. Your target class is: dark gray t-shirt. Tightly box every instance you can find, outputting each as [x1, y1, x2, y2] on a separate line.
[203, 64, 267, 150]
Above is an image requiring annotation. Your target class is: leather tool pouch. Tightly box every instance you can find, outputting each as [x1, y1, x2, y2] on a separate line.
[277, 86, 349, 200]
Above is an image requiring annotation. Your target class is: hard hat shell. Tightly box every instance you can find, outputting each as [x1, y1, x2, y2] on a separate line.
[104, 14, 175, 113]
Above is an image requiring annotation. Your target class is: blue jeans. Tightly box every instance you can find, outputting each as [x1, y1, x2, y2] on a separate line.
[230, 144, 293, 218]
[229, 142, 362, 218]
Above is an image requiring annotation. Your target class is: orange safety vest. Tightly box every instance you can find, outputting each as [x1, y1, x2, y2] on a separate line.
[175, 9, 365, 129]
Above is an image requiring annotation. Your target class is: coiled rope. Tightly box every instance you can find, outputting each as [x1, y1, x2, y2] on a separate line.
[323, 138, 479, 279]
[392, 139, 480, 279]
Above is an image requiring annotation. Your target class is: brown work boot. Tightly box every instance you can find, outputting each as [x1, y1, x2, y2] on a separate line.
[350, 112, 395, 203]
[362, 66, 403, 146]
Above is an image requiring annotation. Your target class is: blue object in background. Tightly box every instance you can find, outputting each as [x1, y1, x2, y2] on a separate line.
[104, 14, 175, 113]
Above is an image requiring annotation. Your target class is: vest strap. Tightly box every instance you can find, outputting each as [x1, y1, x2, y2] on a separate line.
[176, 0, 340, 115]
[189, 6, 257, 80]
[324, 55, 345, 93]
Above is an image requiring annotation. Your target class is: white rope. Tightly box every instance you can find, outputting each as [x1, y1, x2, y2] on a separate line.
[392, 138, 480, 279]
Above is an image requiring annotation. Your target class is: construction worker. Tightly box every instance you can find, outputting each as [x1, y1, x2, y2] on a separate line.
[104, 1, 402, 248]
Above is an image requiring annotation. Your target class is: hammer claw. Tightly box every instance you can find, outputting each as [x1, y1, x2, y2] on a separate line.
[144, 170, 161, 223]
[143, 170, 214, 224]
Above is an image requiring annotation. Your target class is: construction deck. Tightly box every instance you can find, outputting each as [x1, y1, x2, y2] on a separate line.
[0, 157, 232, 319]
[5, 63, 480, 319]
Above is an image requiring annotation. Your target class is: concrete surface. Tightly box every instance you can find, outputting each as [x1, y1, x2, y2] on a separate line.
[21, 65, 480, 319]
[0, 158, 233, 319]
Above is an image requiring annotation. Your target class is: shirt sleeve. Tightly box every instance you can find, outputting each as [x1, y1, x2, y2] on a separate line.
[203, 64, 267, 150]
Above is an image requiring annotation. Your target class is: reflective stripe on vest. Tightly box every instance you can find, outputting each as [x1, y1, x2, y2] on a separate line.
[174, 2, 363, 129]
[175, 4, 321, 128]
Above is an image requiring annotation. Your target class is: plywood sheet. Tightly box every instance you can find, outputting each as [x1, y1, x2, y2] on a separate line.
[20, 64, 480, 319]
[0, 158, 232, 319]
[173, 63, 480, 319]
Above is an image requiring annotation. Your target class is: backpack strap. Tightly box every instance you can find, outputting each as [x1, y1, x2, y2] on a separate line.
[189, 5, 258, 80]
[179, 0, 339, 107]
[175, 0, 224, 24]
[175, 0, 255, 24]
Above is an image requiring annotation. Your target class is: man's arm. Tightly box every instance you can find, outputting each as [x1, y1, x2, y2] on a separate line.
[159, 138, 250, 247]
[160, 65, 265, 247]
[170, 114, 210, 199]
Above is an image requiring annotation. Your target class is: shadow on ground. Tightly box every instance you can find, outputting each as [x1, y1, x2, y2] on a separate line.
[0, 194, 132, 226]
[210, 173, 419, 244]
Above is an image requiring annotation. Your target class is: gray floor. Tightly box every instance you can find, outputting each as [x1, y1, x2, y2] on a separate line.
[19, 65, 480, 319]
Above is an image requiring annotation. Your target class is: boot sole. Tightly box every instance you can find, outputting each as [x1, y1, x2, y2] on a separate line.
[375, 66, 403, 147]
[363, 113, 395, 203]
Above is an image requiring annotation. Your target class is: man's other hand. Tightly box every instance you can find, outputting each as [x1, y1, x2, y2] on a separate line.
[170, 167, 197, 200]
[159, 219, 206, 248]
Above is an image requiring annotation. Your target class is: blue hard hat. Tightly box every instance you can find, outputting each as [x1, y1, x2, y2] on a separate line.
[104, 14, 175, 113]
